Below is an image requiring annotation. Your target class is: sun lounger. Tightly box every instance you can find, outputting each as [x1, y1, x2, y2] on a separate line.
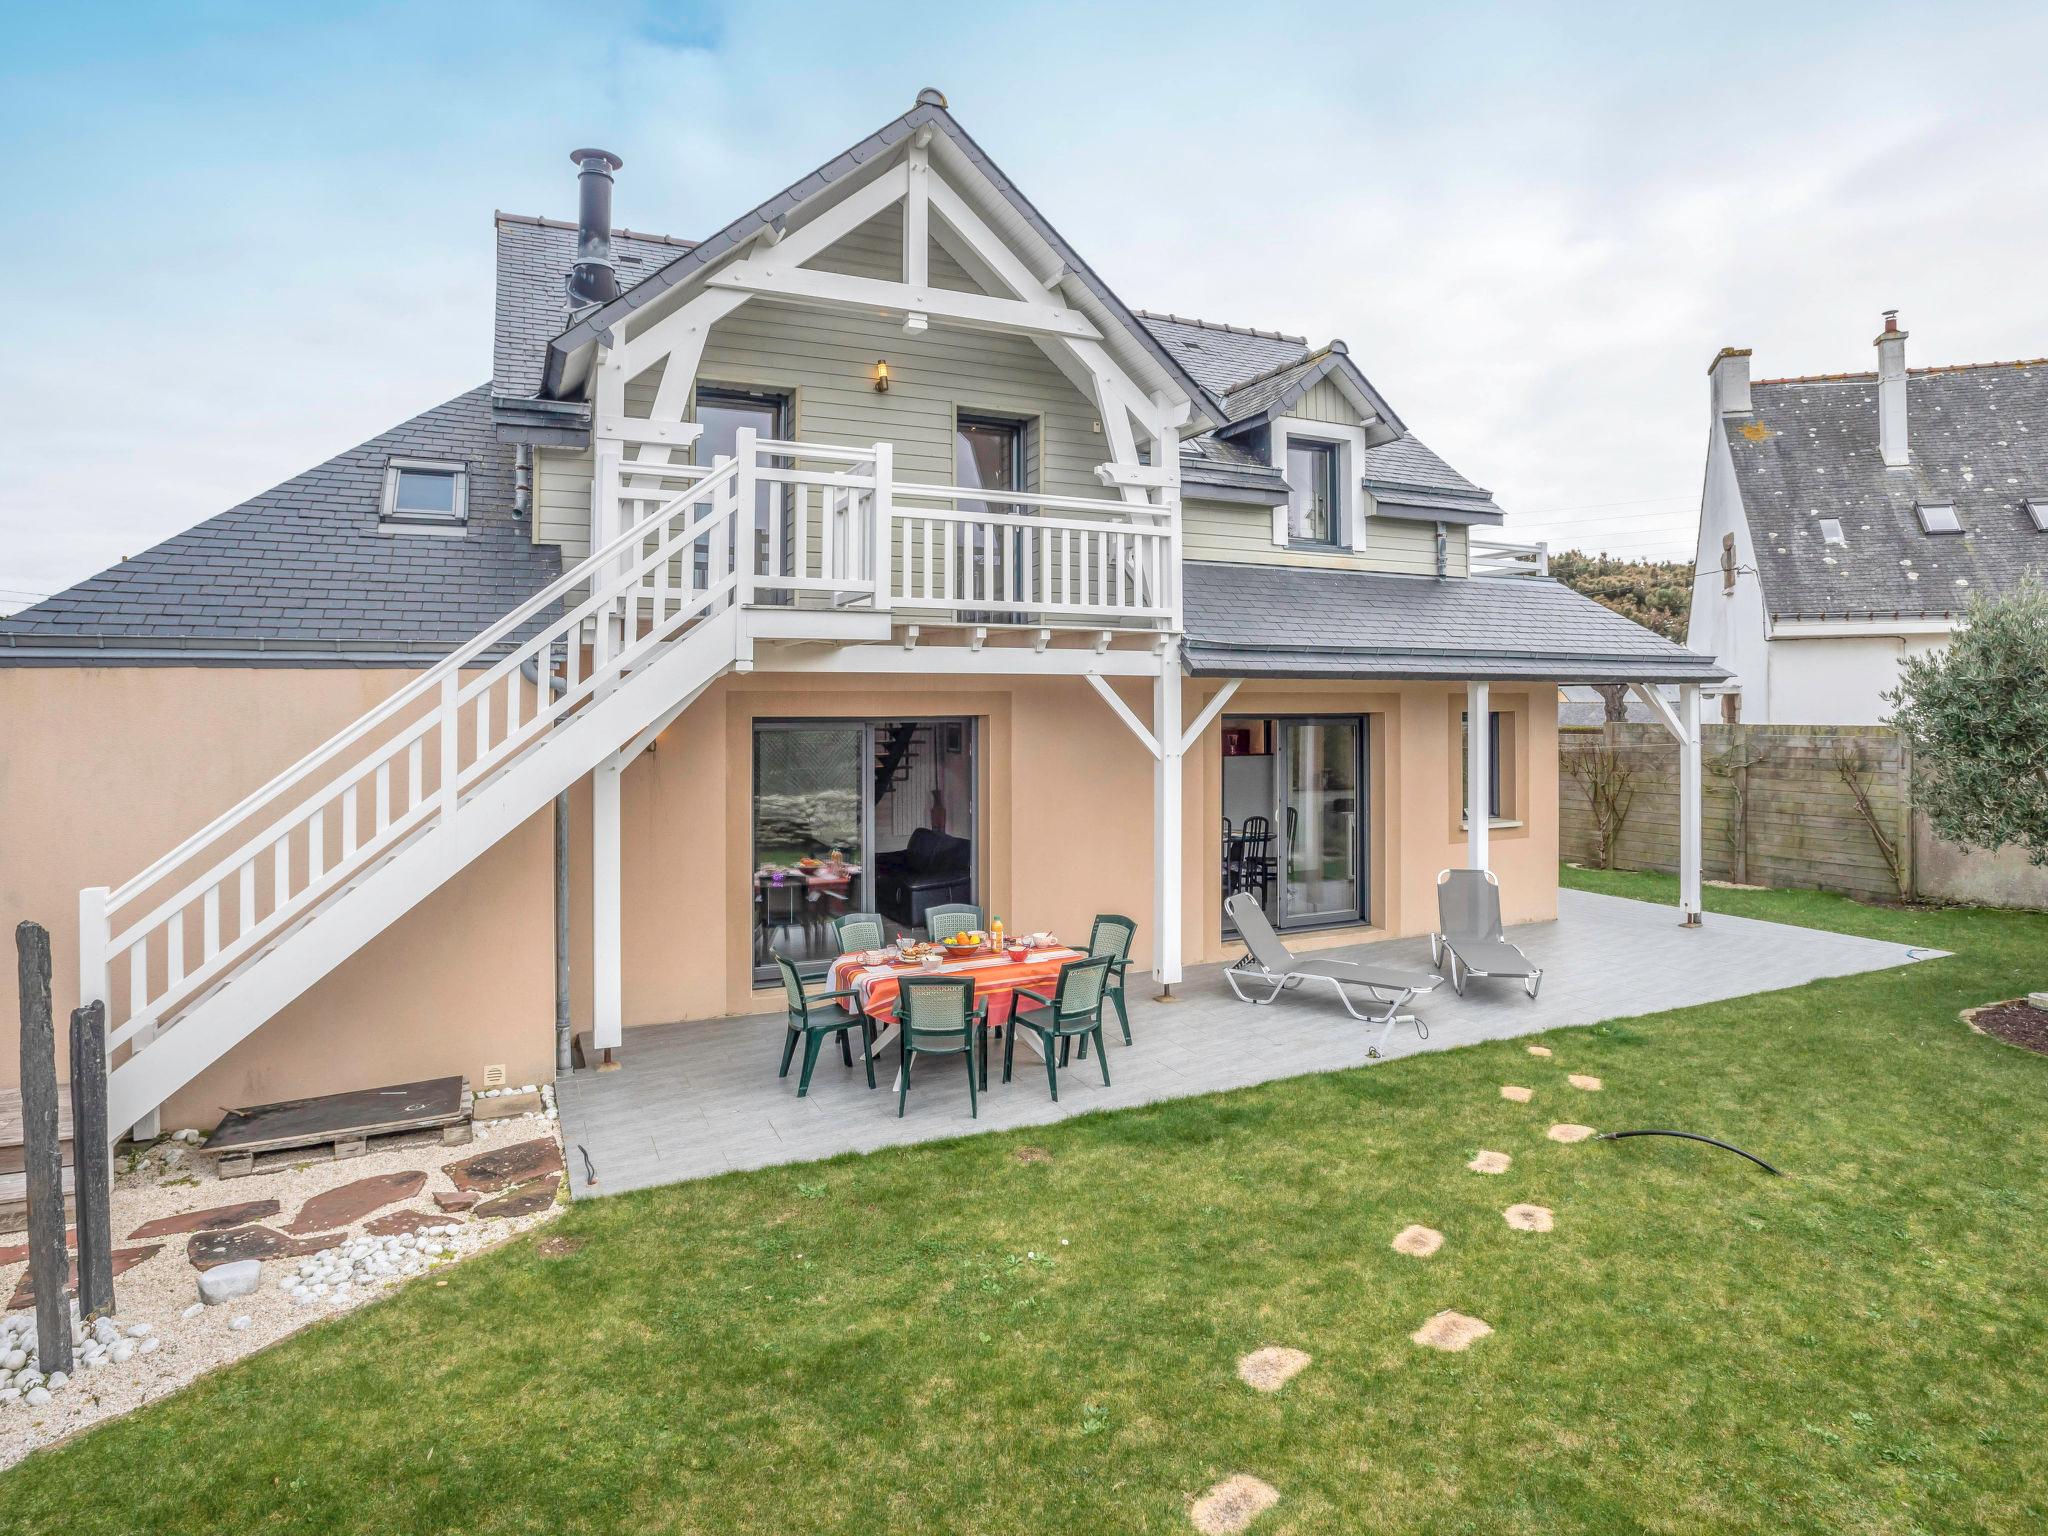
[1432, 868, 1543, 999]
[1222, 892, 1441, 1056]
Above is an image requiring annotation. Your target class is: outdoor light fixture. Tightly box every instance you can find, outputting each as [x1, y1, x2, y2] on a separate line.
[874, 359, 890, 392]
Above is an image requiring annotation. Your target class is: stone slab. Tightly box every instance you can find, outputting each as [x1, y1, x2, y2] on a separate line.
[473, 1174, 560, 1219]
[185, 1226, 337, 1270]
[128, 1200, 282, 1241]
[285, 1171, 426, 1234]
[444, 1137, 563, 1194]
[10, 1245, 160, 1309]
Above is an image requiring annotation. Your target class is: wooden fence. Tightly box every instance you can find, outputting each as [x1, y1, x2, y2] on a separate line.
[1560, 724, 1913, 902]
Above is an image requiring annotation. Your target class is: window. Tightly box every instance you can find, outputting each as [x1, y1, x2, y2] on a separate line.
[380, 460, 467, 531]
[2027, 498, 2048, 532]
[1721, 532, 1737, 592]
[1915, 501, 1962, 534]
[1819, 518, 1846, 546]
[1287, 438, 1341, 545]
[955, 414, 1024, 513]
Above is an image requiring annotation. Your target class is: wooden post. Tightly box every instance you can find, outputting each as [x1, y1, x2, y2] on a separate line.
[68, 1001, 114, 1317]
[15, 922, 73, 1374]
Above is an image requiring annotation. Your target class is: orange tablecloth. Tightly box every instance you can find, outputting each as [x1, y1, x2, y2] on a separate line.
[831, 947, 1084, 1027]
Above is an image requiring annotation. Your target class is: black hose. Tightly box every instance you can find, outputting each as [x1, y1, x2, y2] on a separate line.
[1598, 1129, 1783, 1176]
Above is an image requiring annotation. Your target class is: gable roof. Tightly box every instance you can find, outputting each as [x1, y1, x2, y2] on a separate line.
[1183, 562, 1726, 683]
[1726, 362, 2048, 620]
[535, 93, 1226, 428]
[1214, 343, 1405, 442]
[0, 387, 562, 663]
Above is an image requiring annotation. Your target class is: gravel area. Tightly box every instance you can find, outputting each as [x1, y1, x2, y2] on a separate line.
[0, 1101, 563, 1470]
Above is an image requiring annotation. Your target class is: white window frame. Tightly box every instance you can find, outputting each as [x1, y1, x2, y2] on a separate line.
[2025, 497, 2048, 532]
[1268, 415, 1370, 553]
[380, 458, 469, 534]
[1914, 501, 1962, 535]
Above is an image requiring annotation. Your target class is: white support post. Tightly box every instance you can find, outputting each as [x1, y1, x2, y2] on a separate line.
[1466, 679, 1490, 872]
[903, 134, 930, 291]
[592, 763, 623, 1057]
[1678, 682, 1704, 926]
[1153, 651, 1185, 995]
[871, 440, 894, 610]
[734, 426, 758, 613]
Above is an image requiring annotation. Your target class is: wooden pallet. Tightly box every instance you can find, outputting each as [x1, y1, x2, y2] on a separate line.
[206, 1076, 472, 1179]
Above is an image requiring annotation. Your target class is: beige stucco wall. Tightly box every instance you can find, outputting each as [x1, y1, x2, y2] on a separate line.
[2, 664, 1560, 1126]
[0, 666, 557, 1126]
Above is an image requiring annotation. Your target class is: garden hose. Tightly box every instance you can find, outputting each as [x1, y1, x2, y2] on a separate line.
[1598, 1129, 1783, 1176]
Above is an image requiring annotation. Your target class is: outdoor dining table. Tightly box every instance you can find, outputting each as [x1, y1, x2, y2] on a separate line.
[829, 943, 1086, 1088]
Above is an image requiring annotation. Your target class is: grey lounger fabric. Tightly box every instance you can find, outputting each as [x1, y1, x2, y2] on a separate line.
[1223, 891, 1440, 1055]
[1431, 869, 1543, 998]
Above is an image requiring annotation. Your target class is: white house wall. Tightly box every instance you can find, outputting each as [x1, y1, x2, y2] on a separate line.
[1686, 410, 1771, 715]
[1765, 633, 1948, 725]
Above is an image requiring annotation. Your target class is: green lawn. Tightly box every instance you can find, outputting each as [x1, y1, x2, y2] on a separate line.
[6, 869, 2045, 1534]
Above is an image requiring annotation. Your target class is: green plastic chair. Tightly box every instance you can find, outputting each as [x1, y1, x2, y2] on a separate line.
[832, 911, 887, 955]
[923, 904, 983, 942]
[895, 975, 988, 1118]
[1086, 913, 1137, 1047]
[773, 953, 874, 1096]
[1005, 954, 1114, 1102]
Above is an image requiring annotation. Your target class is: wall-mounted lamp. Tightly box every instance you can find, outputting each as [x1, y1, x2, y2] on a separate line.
[874, 359, 890, 393]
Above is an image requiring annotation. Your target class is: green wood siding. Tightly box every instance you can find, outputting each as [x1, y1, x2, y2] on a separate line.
[1182, 497, 1468, 577]
[1290, 377, 1358, 426]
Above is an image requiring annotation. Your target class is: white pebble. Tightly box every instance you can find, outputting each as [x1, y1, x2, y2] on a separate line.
[126, 1322, 153, 1338]
[228, 1316, 252, 1331]
[45, 1370, 67, 1389]
[1, 1350, 22, 1372]
[138, 1337, 160, 1355]
[24, 1386, 50, 1407]
[0, 1389, 16, 1404]
[182, 1303, 205, 1320]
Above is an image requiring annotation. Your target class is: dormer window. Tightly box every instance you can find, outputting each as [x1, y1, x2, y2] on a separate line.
[381, 459, 468, 532]
[2027, 498, 2048, 532]
[1286, 438, 1341, 546]
[1819, 518, 1846, 546]
[1914, 501, 1962, 535]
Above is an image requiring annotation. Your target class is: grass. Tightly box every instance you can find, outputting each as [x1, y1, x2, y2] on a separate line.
[5, 868, 2046, 1533]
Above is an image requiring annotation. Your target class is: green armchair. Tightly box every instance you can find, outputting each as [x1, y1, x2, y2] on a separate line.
[773, 953, 874, 1097]
[1004, 954, 1114, 1102]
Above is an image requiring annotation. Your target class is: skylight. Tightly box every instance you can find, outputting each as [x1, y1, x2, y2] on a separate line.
[1819, 518, 1846, 546]
[2027, 498, 2048, 532]
[1915, 501, 1962, 535]
[381, 459, 468, 532]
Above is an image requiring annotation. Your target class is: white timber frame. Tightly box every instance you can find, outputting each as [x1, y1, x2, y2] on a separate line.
[1465, 680, 1491, 871]
[580, 130, 1194, 1033]
[1630, 681, 1705, 926]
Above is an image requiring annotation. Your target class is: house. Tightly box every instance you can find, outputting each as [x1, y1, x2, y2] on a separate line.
[1688, 312, 2048, 724]
[0, 91, 1723, 1140]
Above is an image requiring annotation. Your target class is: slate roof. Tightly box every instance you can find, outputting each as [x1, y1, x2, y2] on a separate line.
[1182, 562, 1727, 682]
[1729, 363, 2048, 620]
[1135, 313, 1310, 399]
[493, 214, 697, 398]
[0, 386, 562, 663]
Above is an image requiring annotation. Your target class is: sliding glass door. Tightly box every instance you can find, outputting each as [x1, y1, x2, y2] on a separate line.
[1222, 715, 1368, 931]
[752, 719, 976, 978]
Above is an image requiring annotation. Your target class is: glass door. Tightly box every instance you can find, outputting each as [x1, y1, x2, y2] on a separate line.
[1276, 718, 1366, 927]
[752, 723, 865, 975]
[697, 387, 789, 592]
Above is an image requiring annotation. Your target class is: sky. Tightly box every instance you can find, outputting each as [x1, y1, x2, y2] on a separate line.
[5, 0, 2048, 612]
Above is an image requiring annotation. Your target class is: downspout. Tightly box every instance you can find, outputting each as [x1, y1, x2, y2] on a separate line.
[1434, 521, 1448, 578]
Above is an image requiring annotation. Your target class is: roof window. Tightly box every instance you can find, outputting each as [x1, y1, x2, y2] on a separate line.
[1819, 518, 1846, 546]
[1914, 501, 1962, 535]
[2027, 498, 2048, 532]
[381, 460, 468, 532]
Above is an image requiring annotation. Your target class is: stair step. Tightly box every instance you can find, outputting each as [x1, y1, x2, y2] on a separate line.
[0, 1089, 73, 1176]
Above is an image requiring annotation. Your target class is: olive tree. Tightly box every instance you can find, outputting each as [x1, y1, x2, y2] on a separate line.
[1886, 575, 2048, 865]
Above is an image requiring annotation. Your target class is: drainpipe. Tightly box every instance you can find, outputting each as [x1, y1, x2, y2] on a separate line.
[514, 444, 533, 521]
[1434, 521, 1448, 578]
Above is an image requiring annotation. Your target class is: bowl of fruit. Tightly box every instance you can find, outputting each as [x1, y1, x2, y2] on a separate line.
[942, 930, 986, 959]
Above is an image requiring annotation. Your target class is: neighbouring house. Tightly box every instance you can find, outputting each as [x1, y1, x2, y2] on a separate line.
[0, 91, 1723, 1140]
[1688, 311, 2048, 725]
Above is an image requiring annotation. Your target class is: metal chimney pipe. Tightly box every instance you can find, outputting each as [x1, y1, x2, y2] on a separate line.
[567, 148, 624, 307]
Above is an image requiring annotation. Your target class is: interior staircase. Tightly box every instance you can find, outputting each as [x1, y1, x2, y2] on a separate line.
[87, 457, 752, 1142]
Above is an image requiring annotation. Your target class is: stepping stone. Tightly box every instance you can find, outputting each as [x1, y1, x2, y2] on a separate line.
[1467, 1150, 1511, 1175]
[9, 1246, 160, 1309]
[285, 1171, 427, 1233]
[1500, 1085, 1533, 1103]
[128, 1199, 281, 1241]
[1235, 1346, 1311, 1392]
[186, 1226, 337, 1270]
[1548, 1124, 1597, 1144]
[444, 1136, 564, 1194]
[363, 1209, 441, 1238]
[1503, 1204, 1554, 1232]
[432, 1189, 481, 1213]
[1567, 1074, 1603, 1092]
[473, 1173, 560, 1219]
[1190, 1474, 1279, 1534]
[1526, 1045, 1553, 1058]
[1391, 1224, 1443, 1258]
[1411, 1310, 1493, 1352]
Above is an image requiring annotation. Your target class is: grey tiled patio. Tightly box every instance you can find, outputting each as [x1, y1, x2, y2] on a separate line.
[556, 888, 1941, 1198]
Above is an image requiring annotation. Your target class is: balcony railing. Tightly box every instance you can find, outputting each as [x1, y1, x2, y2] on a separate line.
[1469, 536, 1550, 578]
[606, 431, 1176, 626]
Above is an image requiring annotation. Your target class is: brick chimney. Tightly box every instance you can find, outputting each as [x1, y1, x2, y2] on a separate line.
[1708, 347, 1752, 414]
[1875, 309, 1909, 467]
